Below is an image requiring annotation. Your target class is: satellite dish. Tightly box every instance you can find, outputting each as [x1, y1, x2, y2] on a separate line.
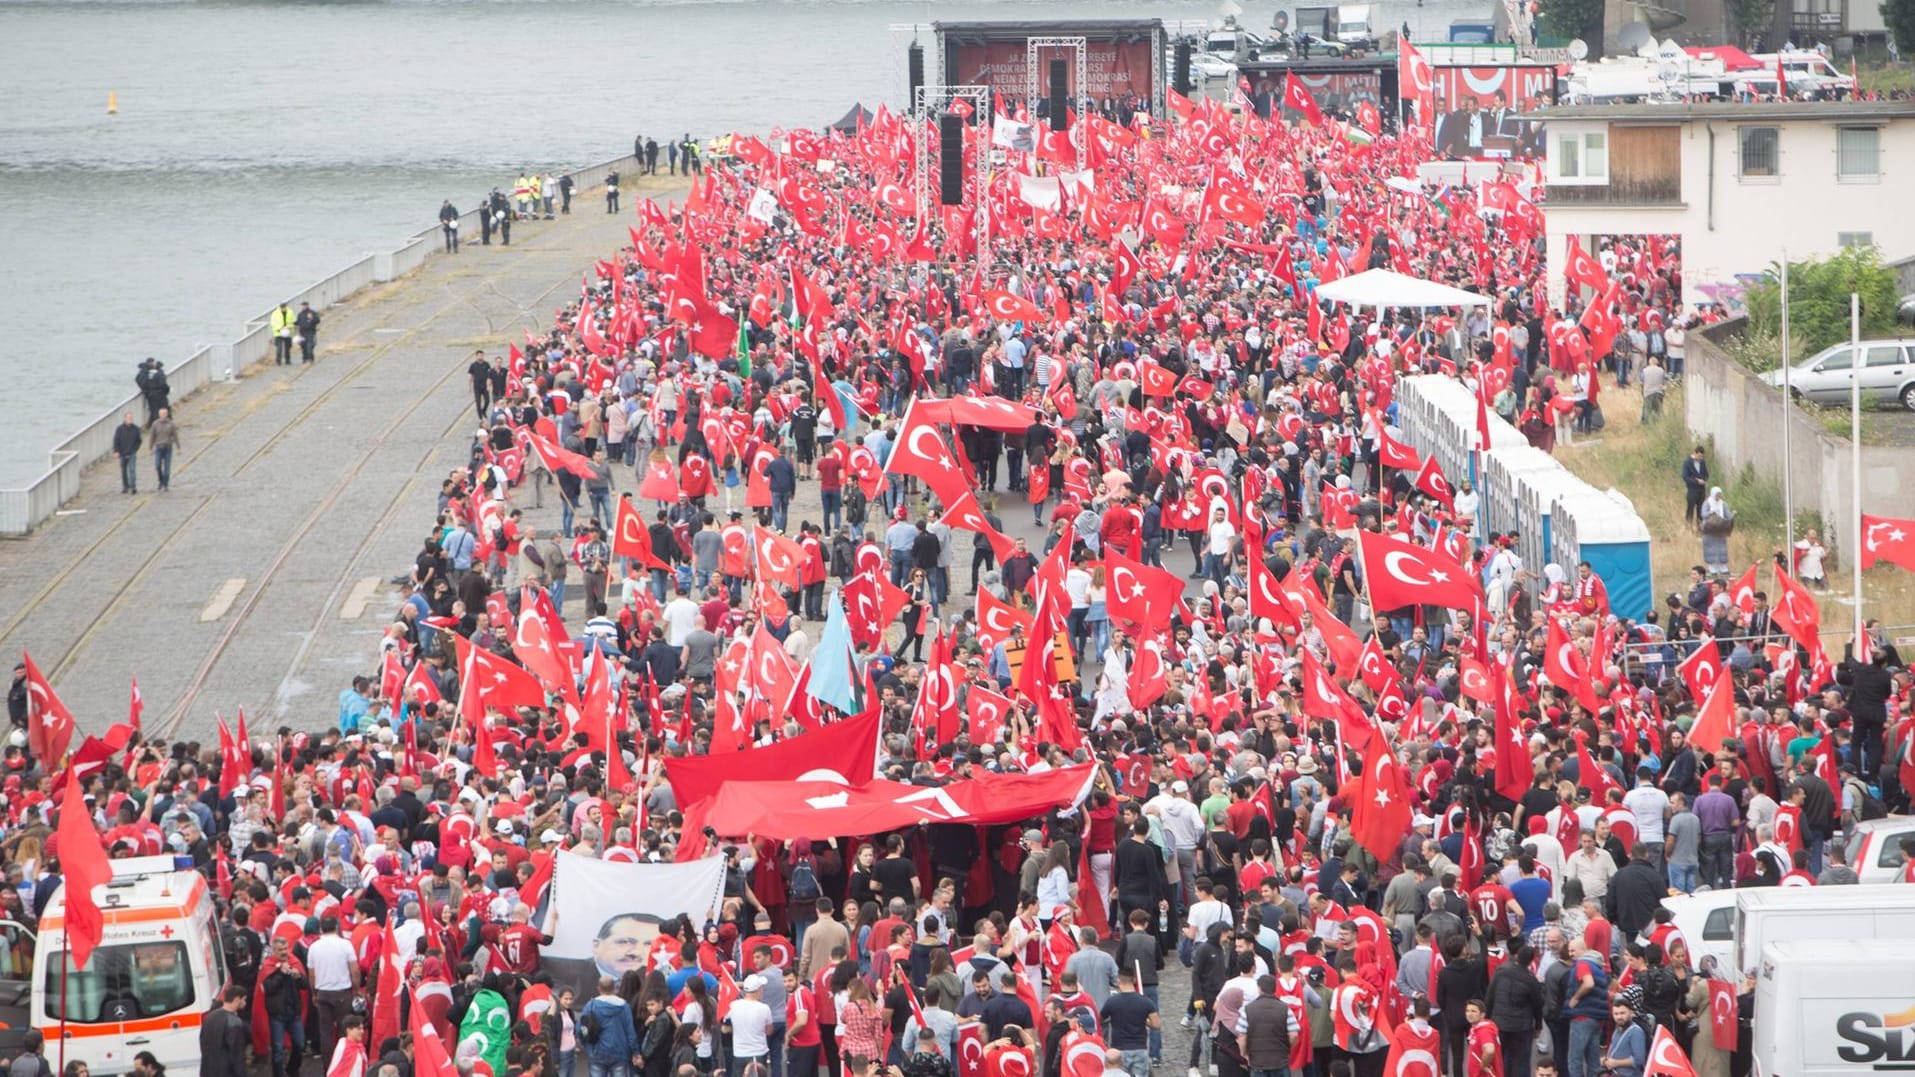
[1219, 0, 1244, 18]
[1273, 9, 1290, 30]
[1567, 38, 1588, 59]
[1618, 21, 1654, 53]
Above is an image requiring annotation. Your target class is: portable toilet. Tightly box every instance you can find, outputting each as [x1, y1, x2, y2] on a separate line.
[1514, 467, 1597, 584]
[1549, 488, 1655, 620]
[1480, 445, 1559, 538]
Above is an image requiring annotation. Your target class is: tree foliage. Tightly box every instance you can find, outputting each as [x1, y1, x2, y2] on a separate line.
[1538, 0, 1606, 50]
[1729, 0, 1777, 46]
[1884, 0, 1915, 58]
[1744, 244, 1900, 354]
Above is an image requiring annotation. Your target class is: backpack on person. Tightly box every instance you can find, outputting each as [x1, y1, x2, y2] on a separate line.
[788, 854, 822, 904]
[1847, 777, 1888, 822]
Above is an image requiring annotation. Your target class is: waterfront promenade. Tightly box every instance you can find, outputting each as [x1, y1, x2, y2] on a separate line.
[0, 174, 682, 744]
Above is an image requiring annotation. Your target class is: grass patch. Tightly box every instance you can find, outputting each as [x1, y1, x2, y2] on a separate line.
[1857, 59, 1915, 95]
[1554, 380, 1915, 641]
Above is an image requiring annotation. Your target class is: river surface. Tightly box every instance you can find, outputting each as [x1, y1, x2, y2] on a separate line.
[0, 0, 1483, 482]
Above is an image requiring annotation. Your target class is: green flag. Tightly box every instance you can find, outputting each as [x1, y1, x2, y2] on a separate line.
[458, 988, 511, 1076]
[737, 318, 751, 377]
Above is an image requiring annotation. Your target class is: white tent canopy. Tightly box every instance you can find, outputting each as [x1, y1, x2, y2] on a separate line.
[1314, 268, 1492, 309]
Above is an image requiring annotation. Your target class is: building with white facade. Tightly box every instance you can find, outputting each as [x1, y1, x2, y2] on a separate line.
[1529, 100, 1915, 311]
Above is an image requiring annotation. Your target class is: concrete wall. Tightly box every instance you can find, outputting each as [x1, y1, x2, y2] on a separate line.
[1544, 117, 1915, 310]
[1683, 317, 1915, 548]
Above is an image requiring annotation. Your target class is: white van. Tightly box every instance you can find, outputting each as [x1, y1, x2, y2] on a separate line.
[1753, 939, 1915, 1077]
[1733, 886, 1915, 974]
[1660, 891, 1738, 973]
[36, 856, 224, 1077]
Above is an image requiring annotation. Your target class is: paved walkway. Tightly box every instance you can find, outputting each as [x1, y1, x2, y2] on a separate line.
[0, 176, 683, 743]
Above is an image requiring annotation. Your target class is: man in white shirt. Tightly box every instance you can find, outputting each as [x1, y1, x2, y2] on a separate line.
[1620, 768, 1672, 870]
[726, 975, 776, 1075]
[1204, 508, 1236, 586]
[305, 916, 360, 1065]
[660, 585, 700, 645]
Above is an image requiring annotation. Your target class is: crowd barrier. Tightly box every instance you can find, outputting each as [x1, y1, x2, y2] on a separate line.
[1395, 374, 1654, 619]
[0, 153, 641, 537]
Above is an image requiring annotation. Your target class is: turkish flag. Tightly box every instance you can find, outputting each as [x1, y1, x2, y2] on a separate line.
[957, 1021, 987, 1077]
[1283, 71, 1324, 125]
[1357, 529, 1482, 611]
[21, 651, 76, 765]
[1707, 980, 1737, 1051]
[1375, 428, 1422, 471]
[1774, 801, 1803, 853]
[638, 458, 680, 502]
[1688, 672, 1738, 758]
[1128, 638, 1170, 709]
[1770, 564, 1823, 658]
[1349, 724, 1412, 860]
[886, 402, 973, 506]
[1301, 649, 1372, 756]
[1384, 1017, 1441, 1077]
[55, 774, 111, 970]
[410, 986, 460, 1077]
[454, 633, 547, 717]
[939, 489, 1017, 563]
[613, 496, 668, 570]
[1563, 236, 1611, 294]
[983, 289, 1045, 324]
[747, 625, 798, 713]
[1358, 637, 1395, 693]
[1247, 552, 1300, 629]
[1543, 617, 1586, 693]
[1729, 562, 1760, 614]
[975, 588, 1034, 657]
[1458, 656, 1496, 704]
[1138, 359, 1178, 397]
[1575, 732, 1618, 803]
[1861, 514, 1915, 571]
[755, 526, 805, 589]
[1412, 454, 1455, 507]
[512, 608, 574, 698]
[967, 684, 1012, 745]
[1493, 664, 1531, 803]
[1678, 640, 1725, 705]
[370, 922, 404, 1052]
[1645, 1026, 1698, 1077]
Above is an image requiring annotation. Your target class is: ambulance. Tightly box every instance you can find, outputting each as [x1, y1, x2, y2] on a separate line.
[35, 856, 226, 1077]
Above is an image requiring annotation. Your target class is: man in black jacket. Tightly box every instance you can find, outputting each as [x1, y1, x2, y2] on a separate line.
[1113, 818, 1170, 933]
[113, 412, 142, 493]
[1842, 637, 1895, 780]
[1606, 843, 1665, 938]
[1486, 941, 1546, 1077]
[200, 986, 251, 1077]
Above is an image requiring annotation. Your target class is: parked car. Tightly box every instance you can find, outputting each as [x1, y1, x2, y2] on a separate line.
[1844, 817, 1915, 884]
[1758, 337, 1915, 410]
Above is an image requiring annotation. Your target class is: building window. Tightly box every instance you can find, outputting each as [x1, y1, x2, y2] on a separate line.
[1739, 126, 1779, 177]
[1837, 126, 1880, 180]
[1838, 231, 1874, 248]
[1554, 131, 1609, 182]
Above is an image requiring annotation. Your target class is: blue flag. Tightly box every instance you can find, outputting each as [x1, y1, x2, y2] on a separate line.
[808, 593, 864, 716]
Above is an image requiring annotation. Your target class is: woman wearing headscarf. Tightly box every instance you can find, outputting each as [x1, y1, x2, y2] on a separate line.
[1698, 488, 1733, 575]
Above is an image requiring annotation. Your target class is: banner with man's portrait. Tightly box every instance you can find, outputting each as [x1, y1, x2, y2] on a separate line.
[543, 852, 727, 996]
[1428, 65, 1556, 161]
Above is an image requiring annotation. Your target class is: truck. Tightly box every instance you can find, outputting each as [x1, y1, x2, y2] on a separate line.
[1753, 939, 1915, 1077]
[1659, 885, 1915, 977]
[35, 856, 225, 1076]
[1292, 6, 1375, 50]
[1736, 50, 1856, 98]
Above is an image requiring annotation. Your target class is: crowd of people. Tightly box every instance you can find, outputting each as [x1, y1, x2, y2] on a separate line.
[9, 79, 1915, 1077]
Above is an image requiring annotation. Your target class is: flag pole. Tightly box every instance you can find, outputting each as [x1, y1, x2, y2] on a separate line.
[1851, 292, 1864, 646]
[1781, 252, 1794, 556]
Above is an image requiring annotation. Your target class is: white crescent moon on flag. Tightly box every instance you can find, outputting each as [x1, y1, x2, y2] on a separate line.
[1383, 549, 1433, 585]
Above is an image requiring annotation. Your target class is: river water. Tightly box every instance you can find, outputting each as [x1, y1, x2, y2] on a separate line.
[0, 0, 1480, 483]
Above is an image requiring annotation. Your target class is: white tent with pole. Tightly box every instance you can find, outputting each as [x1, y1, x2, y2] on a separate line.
[1314, 268, 1493, 310]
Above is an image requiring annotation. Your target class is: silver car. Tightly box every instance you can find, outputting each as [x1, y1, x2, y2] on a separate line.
[1760, 338, 1915, 410]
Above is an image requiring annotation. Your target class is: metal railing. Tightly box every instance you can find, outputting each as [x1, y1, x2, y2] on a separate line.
[0, 152, 640, 537]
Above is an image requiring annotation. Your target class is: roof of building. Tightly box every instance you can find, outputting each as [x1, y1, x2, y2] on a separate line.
[1525, 100, 1915, 123]
[931, 19, 1164, 38]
